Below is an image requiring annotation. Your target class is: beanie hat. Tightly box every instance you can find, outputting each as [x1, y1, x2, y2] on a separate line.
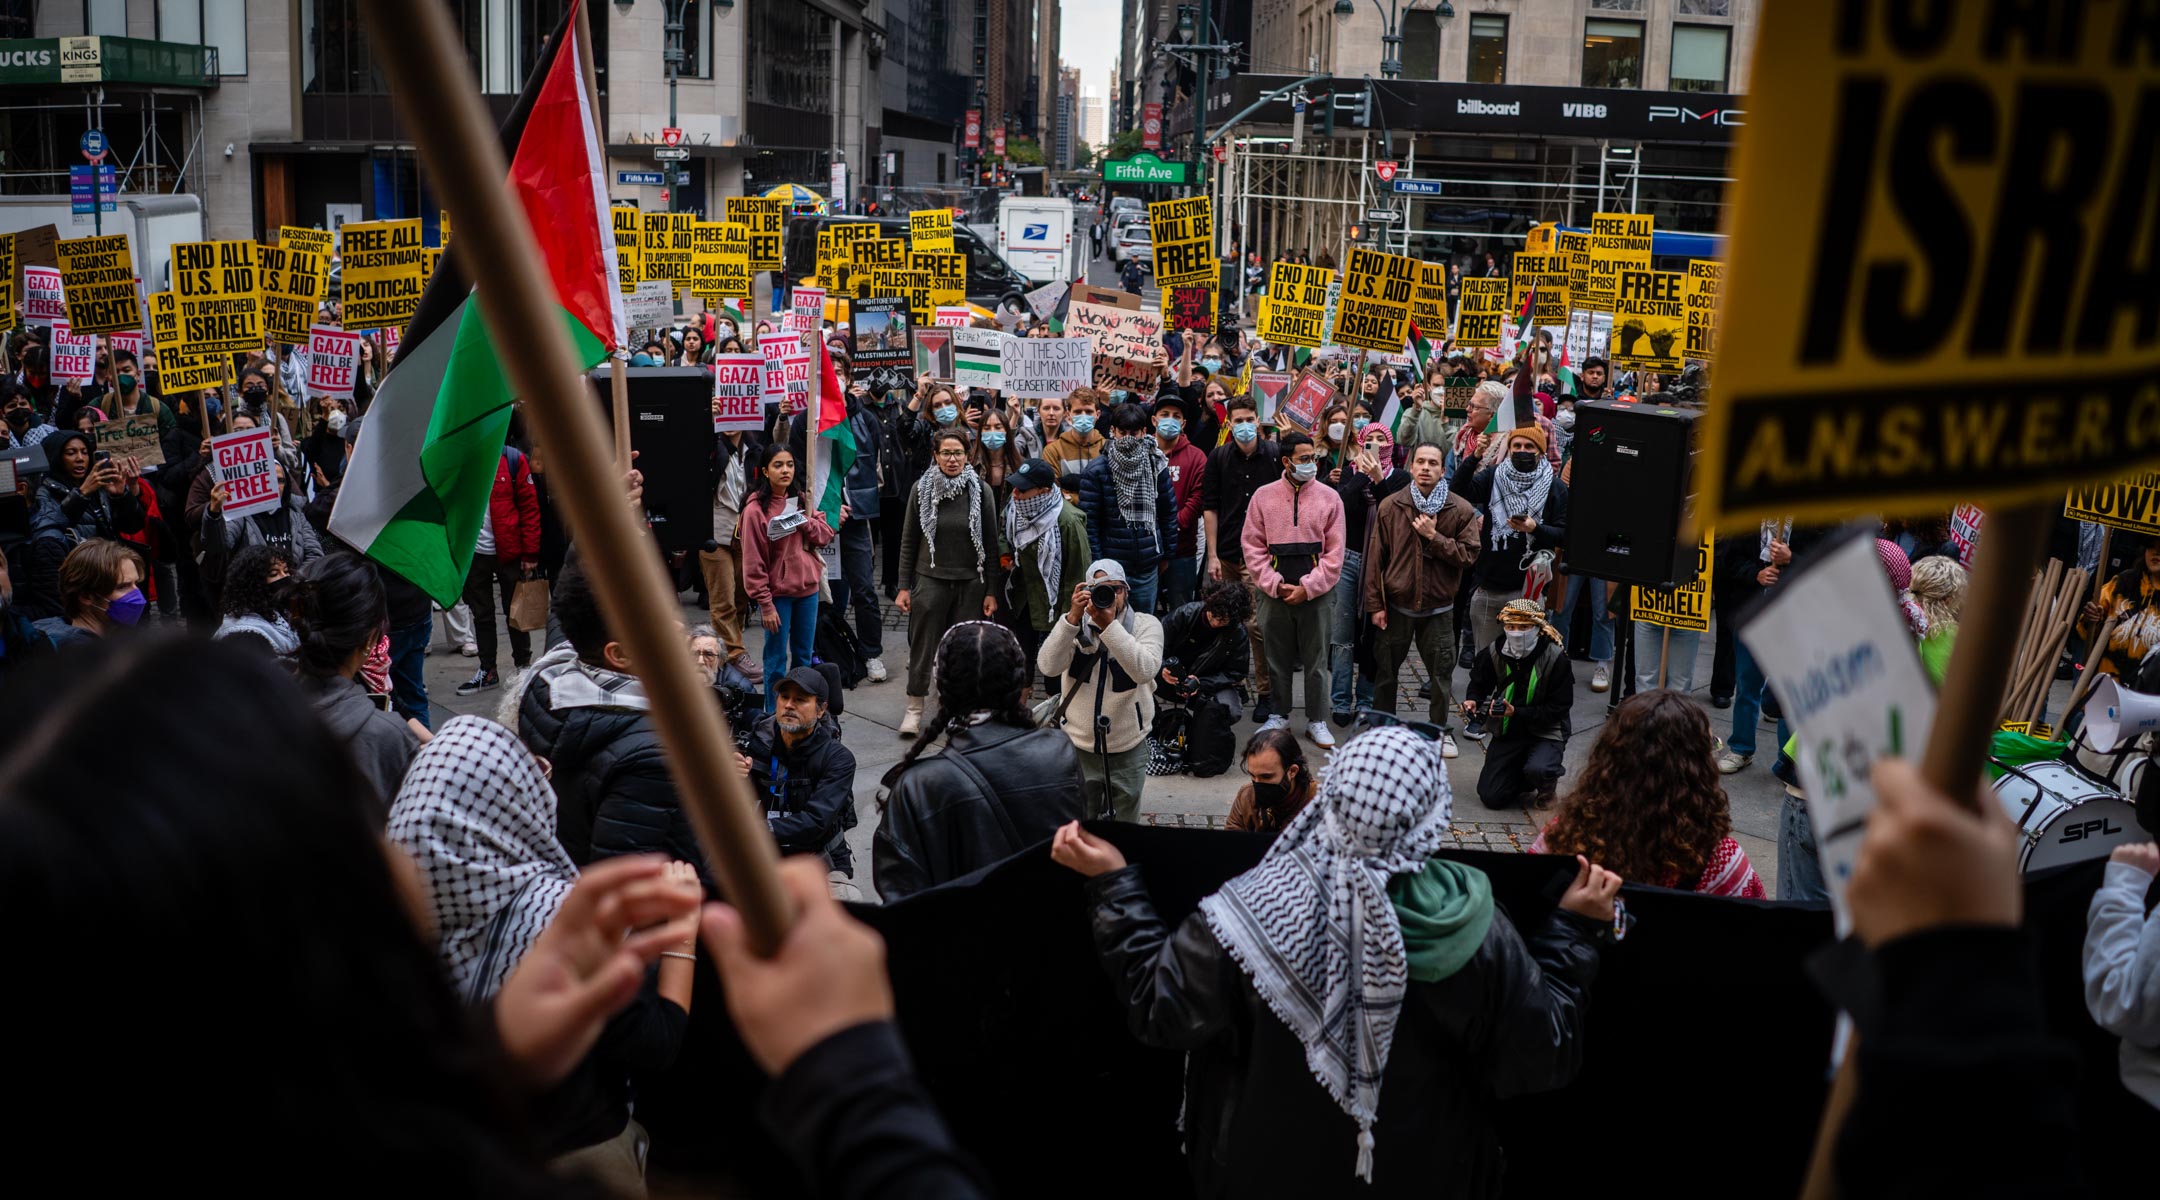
[1506, 423, 1548, 456]
[1875, 538, 1913, 592]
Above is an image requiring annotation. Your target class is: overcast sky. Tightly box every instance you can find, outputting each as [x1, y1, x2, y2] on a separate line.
[1061, 0, 1118, 103]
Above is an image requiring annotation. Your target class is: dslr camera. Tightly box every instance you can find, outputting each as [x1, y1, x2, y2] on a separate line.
[1469, 696, 1512, 721]
[1089, 581, 1122, 610]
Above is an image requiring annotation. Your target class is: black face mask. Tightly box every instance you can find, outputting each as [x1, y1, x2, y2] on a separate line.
[1252, 771, 1296, 810]
[1510, 450, 1540, 473]
[4, 407, 30, 428]
[242, 388, 267, 407]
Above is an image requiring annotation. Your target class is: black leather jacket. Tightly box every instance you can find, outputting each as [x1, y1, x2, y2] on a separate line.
[1158, 601, 1250, 697]
[874, 721, 1084, 901]
[1085, 865, 1601, 1198]
[518, 674, 705, 881]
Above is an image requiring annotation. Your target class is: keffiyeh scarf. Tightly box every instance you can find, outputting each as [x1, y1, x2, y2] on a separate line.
[1487, 454, 1553, 548]
[1198, 726, 1455, 1183]
[1759, 517, 1793, 563]
[386, 717, 578, 1004]
[1408, 476, 1449, 516]
[1105, 434, 1167, 530]
[1005, 487, 1066, 604]
[914, 463, 987, 579]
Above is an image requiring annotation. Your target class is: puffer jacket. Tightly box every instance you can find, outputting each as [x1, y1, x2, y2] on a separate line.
[844, 396, 899, 518]
[1158, 600, 1249, 694]
[1084, 865, 1601, 1198]
[1076, 448, 1176, 570]
[742, 713, 859, 875]
[874, 721, 1085, 901]
[517, 668, 704, 879]
[20, 428, 146, 622]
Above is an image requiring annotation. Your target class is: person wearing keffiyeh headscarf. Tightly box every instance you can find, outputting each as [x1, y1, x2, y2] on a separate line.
[1075, 402, 1178, 615]
[1451, 423, 1569, 683]
[1050, 725, 1615, 1194]
[898, 428, 1007, 736]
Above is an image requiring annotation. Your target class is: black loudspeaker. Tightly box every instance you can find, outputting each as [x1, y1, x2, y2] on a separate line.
[1564, 397, 1699, 588]
[589, 365, 714, 556]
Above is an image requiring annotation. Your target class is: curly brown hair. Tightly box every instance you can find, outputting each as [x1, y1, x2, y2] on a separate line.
[1541, 690, 1731, 888]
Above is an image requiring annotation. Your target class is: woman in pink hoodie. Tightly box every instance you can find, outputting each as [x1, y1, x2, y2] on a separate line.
[740, 443, 834, 710]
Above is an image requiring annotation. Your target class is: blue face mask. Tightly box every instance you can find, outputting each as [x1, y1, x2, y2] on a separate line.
[1232, 421, 1258, 444]
[1156, 418, 1182, 439]
[1290, 460, 1318, 483]
[1353, 416, 1370, 431]
[982, 430, 1007, 450]
[934, 405, 959, 424]
[1110, 389, 1130, 404]
[1201, 357, 1223, 374]
[1069, 413, 1096, 436]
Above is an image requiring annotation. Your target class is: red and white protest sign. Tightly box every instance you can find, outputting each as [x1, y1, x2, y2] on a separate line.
[24, 266, 67, 324]
[307, 327, 360, 399]
[790, 286, 825, 335]
[209, 427, 282, 520]
[712, 352, 766, 431]
[1949, 505, 1984, 568]
[933, 306, 973, 328]
[108, 331, 144, 360]
[50, 326, 96, 384]
[759, 332, 812, 417]
[379, 326, 401, 360]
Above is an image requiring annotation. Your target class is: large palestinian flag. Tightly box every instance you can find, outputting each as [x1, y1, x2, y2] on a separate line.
[332, 0, 624, 604]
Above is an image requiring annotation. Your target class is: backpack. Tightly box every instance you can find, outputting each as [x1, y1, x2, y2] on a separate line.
[1184, 695, 1238, 777]
[813, 603, 868, 688]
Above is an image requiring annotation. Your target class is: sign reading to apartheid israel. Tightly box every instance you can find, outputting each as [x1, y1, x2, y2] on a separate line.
[258, 242, 327, 345]
[1632, 532, 1714, 631]
[171, 240, 265, 355]
[1333, 247, 1416, 353]
[1698, 4, 2160, 525]
[1260, 261, 1332, 348]
[641, 212, 694, 295]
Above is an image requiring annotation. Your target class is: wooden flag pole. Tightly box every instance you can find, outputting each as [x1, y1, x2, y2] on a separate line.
[569, 0, 633, 479]
[1798, 500, 2051, 1200]
[358, 0, 792, 953]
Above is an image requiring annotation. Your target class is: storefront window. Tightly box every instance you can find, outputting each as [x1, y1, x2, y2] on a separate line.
[1670, 24, 1730, 93]
[1467, 14, 1507, 84]
[1399, 20, 1438, 80]
[1581, 18, 1643, 89]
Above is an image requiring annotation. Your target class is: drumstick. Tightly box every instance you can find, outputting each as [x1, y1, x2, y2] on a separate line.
[2001, 567, 2053, 724]
[2020, 569, 2089, 726]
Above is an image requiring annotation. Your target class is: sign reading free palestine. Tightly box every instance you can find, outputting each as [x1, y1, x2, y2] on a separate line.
[1102, 152, 1188, 185]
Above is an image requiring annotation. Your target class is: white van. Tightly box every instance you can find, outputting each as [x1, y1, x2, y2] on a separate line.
[997, 196, 1082, 286]
[0, 193, 205, 293]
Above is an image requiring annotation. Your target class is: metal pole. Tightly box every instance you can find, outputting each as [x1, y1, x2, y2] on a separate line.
[1191, 19, 1209, 201]
[665, 0, 683, 214]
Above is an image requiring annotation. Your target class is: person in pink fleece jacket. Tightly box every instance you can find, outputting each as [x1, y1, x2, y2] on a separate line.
[741, 443, 835, 711]
[1240, 429, 1346, 748]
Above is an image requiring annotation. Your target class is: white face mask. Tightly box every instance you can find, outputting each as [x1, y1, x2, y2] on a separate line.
[325, 409, 347, 434]
[1502, 628, 1539, 659]
[1327, 422, 1346, 442]
[1555, 409, 1576, 432]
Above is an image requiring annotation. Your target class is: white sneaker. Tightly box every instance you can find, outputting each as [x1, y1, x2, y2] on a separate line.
[1716, 750, 1753, 775]
[1590, 663, 1610, 693]
[1308, 721, 1336, 749]
[1441, 733, 1460, 760]
[1256, 715, 1288, 734]
[864, 657, 889, 683]
[460, 641, 478, 658]
[899, 699, 923, 738]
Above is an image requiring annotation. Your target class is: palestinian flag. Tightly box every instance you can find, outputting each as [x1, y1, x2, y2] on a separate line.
[332, 0, 623, 605]
[1513, 281, 1538, 342]
[955, 331, 1003, 379]
[807, 336, 857, 527]
[1406, 318, 1433, 376]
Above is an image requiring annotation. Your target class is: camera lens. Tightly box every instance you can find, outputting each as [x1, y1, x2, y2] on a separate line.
[1090, 583, 1117, 608]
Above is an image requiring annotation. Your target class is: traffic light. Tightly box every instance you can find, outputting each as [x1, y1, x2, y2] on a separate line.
[1319, 98, 1335, 138]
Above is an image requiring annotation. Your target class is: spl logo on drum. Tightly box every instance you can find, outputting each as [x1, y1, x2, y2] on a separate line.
[2060, 817, 2126, 842]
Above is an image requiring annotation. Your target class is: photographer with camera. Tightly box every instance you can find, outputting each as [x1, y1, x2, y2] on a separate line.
[1151, 580, 1255, 777]
[1463, 599, 1574, 810]
[1039, 560, 1165, 822]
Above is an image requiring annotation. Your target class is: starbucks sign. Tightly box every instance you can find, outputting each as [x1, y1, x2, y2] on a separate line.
[1101, 152, 1188, 185]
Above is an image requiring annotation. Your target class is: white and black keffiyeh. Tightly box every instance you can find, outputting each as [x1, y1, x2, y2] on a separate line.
[386, 716, 577, 1005]
[1006, 487, 1066, 603]
[914, 463, 987, 579]
[1198, 726, 1454, 1183]
[1407, 476, 1449, 516]
[1759, 517, 1793, 563]
[1105, 434, 1167, 530]
[1487, 454, 1553, 548]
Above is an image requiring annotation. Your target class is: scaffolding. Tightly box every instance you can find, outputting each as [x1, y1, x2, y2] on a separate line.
[0, 89, 208, 200]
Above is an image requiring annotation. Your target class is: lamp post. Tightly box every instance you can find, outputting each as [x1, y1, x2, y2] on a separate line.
[1333, 0, 1423, 80]
[660, 0, 694, 212]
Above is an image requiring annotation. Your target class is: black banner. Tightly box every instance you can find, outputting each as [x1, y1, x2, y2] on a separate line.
[1193, 75, 1746, 144]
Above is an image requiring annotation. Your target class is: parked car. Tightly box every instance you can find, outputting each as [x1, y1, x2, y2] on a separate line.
[782, 213, 1032, 309]
[1111, 226, 1153, 271]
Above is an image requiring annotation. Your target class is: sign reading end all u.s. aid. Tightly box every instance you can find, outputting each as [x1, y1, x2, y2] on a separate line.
[1695, 4, 2160, 529]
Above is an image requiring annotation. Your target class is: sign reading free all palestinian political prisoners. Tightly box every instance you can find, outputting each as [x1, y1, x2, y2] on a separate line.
[171, 240, 265, 356]
[1509, 251, 1570, 327]
[1148, 195, 1215, 289]
[2065, 471, 2160, 537]
[1260, 261, 1333, 348]
[909, 208, 954, 252]
[1333, 247, 1417, 353]
[1004, 336, 1093, 400]
[56, 233, 139, 334]
[1698, 4, 2160, 526]
[1582, 212, 1651, 314]
[339, 220, 424, 331]
[1067, 301, 1163, 392]
[612, 207, 643, 293]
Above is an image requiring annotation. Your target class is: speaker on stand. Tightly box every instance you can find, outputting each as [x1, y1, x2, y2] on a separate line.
[1563, 398, 1700, 709]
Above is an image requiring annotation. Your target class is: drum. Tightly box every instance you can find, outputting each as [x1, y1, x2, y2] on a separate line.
[1992, 759, 2142, 872]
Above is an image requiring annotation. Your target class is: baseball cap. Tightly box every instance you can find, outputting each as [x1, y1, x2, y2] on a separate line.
[1010, 457, 1058, 494]
[775, 665, 830, 704]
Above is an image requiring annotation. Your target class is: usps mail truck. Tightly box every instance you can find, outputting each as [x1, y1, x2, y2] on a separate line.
[997, 196, 1081, 286]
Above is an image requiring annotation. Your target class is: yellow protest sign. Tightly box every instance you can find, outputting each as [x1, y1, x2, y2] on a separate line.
[1632, 532, 1714, 632]
[692, 221, 752, 301]
[1455, 278, 1510, 349]
[0, 233, 14, 329]
[57, 233, 140, 335]
[1259, 261, 1333, 348]
[1582, 212, 1651, 313]
[1412, 261, 1448, 336]
[828, 222, 882, 246]
[258, 242, 327, 345]
[1148, 195, 1216, 290]
[611, 207, 643, 293]
[914, 249, 966, 312]
[2065, 472, 2160, 537]
[723, 197, 784, 273]
[1699, 5, 2160, 526]
[1557, 229, 1591, 307]
[1509, 251, 1570, 327]
[872, 259, 933, 322]
[339, 219, 425, 331]
[1611, 269, 1686, 373]
[147, 290, 228, 391]
[1334, 247, 1416, 353]
[171, 239, 265, 355]
[1684, 259, 1721, 363]
[641, 212, 695, 294]
[850, 238, 907, 299]
[908, 209, 954, 252]
[279, 226, 333, 256]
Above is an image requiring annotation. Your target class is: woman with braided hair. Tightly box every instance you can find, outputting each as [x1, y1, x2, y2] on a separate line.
[873, 621, 1084, 900]
[896, 428, 1005, 737]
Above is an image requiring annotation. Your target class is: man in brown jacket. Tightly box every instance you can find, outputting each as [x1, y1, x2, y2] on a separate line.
[1363, 440, 1484, 758]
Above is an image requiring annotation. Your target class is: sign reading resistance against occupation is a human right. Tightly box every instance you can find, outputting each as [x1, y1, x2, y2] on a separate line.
[1697, 4, 2160, 527]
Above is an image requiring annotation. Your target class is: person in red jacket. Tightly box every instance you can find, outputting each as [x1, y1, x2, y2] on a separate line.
[1152, 391, 1209, 612]
[454, 444, 542, 696]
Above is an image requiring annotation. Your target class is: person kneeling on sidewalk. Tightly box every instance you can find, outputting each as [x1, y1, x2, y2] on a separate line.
[1463, 598, 1573, 809]
[1039, 559, 1164, 822]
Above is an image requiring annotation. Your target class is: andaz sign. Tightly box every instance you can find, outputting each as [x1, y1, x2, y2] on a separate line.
[1648, 105, 1745, 127]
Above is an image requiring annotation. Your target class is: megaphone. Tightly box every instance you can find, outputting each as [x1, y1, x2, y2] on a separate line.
[2083, 675, 2160, 752]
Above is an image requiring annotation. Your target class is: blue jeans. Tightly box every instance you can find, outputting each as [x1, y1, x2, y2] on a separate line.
[838, 518, 883, 657]
[1728, 641, 1789, 759]
[1329, 549, 1375, 715]
[1124, 561, 1161, 615]
[762, 592, 819, 711]
[1778, 791, 1828, 902]
[1162, 553, 1200, 614]
[387, 616, 433, 729]
[1634, 624, 1701, 695]
[1560, 575, 1614, 663]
